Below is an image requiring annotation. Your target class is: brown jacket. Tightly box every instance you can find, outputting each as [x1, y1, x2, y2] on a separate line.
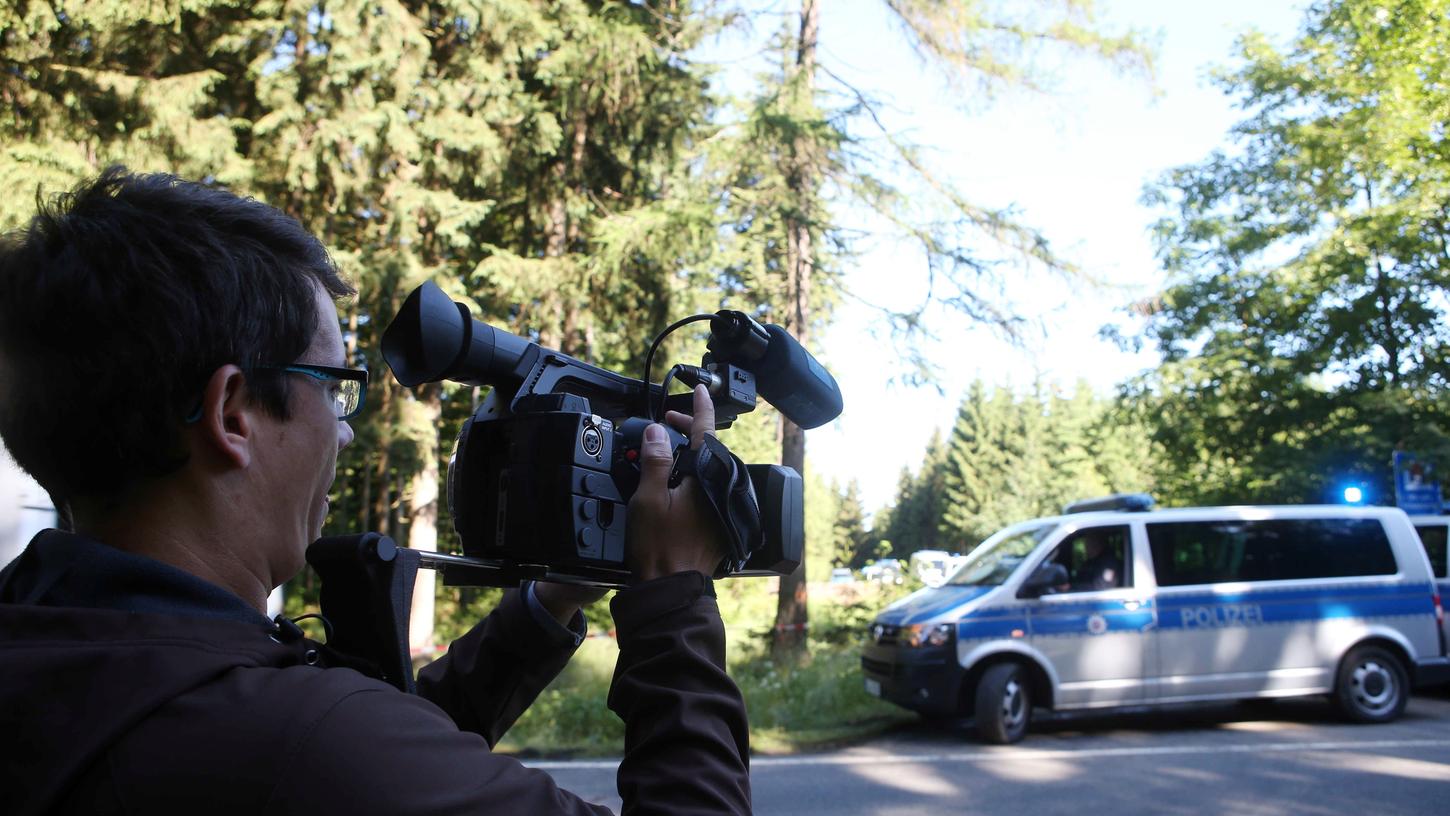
[0, 531, 751, 815]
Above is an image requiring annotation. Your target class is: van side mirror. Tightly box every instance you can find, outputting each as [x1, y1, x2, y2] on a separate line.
[1018, 563, 1069, 599]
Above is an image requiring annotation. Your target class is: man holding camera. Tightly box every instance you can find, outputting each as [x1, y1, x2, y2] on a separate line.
[0, 168, 751, 815]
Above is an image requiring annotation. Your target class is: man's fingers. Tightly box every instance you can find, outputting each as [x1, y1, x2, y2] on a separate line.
[637, 422, 673, 490]
[691, 384, 714, 449]
[664, 410, 691, 434]
[664, 385, 716, 449]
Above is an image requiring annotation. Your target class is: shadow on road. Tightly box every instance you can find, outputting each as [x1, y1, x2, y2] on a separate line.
[894, 688, 1450, 746]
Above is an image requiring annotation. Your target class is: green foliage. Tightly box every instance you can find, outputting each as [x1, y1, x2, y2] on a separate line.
[729, 641, 913, 754]
[430, 584, 507, 646]
[875, 430, 952, 556]
[830, 480, 869, 568]
[883, 0, 1154, 95]
[495, 637, 624, 756]
[881, 380, 1153, 554]
[497, 577, 918, 756]
[802, 468, 840, 572]
[495, 635, 914, 757]
[1134, 0, 1450, 505]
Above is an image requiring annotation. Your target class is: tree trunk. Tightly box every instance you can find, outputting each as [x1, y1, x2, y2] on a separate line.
[772, 0, 820, 663]
[542, 107, 590, 356]
[371, 452, 391, 539]
[539, 154, 571, 351]
[370, 380, 395, 538]
[407, 385, 443, 656]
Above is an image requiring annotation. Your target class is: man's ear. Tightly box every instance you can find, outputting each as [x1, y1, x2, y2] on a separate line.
[193, 365, 255, 469]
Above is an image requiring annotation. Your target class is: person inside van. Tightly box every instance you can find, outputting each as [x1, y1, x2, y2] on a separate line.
[1073, 531, 1123, 591]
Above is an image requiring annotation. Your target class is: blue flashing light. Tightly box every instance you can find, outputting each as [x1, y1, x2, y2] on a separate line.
[1343, 486, 1364, 505]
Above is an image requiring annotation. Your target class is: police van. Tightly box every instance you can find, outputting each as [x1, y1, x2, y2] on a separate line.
[861, 496, 1450, 744]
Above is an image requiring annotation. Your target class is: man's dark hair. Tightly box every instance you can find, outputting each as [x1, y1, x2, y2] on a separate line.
[0, 167, 354, 506]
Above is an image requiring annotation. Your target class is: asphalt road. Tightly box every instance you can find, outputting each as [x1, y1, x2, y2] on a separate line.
[525, 690, 1450, 814]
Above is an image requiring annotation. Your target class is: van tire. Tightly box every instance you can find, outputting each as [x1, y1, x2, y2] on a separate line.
[975, 662, 1031, 744]
[1334, 645, 1408, 723]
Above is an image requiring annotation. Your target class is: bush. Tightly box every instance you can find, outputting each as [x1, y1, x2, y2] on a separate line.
[494, 578, 921, 757]
[496, 637, 624, 756]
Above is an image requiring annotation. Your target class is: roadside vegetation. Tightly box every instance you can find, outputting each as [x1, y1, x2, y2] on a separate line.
[493, 578, 920, 757]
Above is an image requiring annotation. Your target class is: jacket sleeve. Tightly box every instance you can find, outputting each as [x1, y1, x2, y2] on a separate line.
[267, 683, 613, 816]
[608, 572, 752, 815]
[415, 587, 581, 746]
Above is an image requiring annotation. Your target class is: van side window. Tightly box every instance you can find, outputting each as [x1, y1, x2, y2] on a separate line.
[1416, 525, 1448, 577]
[1147, 519, 1397, 586]
[1041, 525, 1131, 592]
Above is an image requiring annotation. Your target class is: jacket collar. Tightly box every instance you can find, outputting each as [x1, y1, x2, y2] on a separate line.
[0, 529, 271, 627]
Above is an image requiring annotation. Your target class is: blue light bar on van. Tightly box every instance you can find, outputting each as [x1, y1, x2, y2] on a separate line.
[1063, 493, 1156, 514]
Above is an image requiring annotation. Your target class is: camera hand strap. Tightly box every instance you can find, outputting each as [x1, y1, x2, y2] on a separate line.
[669, 434, 762, 574]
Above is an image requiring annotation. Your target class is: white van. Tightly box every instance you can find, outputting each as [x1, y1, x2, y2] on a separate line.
[910, 550, 957, 587]
[862, 497, 1450, 743]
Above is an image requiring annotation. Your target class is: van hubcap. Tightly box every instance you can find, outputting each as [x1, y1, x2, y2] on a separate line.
[1351, 661, 1396, 713]
[1001, 679, 1026, 730]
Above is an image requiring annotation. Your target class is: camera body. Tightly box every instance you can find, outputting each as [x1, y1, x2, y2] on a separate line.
[381, 282, 841, 588]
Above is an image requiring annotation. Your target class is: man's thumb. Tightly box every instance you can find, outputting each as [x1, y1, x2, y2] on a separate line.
[638, 423, 673, 485]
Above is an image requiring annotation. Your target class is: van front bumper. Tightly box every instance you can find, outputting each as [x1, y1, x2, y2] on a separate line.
[860, 642, 964, 716]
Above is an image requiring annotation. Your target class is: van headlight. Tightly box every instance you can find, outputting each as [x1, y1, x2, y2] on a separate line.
[904, 623, 953, 648]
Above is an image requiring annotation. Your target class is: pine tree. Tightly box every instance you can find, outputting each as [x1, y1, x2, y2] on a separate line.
[832, 480, 868, 568]
[932, 379, 1154, 547]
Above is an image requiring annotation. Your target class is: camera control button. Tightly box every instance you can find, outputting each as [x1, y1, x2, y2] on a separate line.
[577, 527, 600, 551]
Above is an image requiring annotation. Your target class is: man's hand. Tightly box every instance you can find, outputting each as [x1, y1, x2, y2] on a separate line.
[627, 384, 726, 582]
[532, 582, 608, 627]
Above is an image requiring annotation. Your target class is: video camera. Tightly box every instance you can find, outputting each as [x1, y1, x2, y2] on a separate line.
[377, 281, 843, 589]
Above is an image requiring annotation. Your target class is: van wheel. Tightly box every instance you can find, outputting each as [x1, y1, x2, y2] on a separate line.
[975, 662, 1031, 744]
[1334, 646, 1408, 723]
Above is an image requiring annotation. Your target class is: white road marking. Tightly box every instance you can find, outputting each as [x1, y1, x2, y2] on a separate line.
[520, 738, 1450, 771]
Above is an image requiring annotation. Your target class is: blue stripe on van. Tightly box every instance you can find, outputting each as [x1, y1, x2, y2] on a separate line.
[957, 614, 1028, 641]
[1032, 598, 1157, 616]
[1031, 609, 1157, 637]
[892, 583, 1437, 641]
[1156, 583, 1434, 631]
[1157, 582, 1430, 606]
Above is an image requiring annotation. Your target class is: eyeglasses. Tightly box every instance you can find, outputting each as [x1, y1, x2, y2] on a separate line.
[259, 364, 369, 421]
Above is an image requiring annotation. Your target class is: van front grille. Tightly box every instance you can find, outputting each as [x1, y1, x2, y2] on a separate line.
[860, 656, 895, 678]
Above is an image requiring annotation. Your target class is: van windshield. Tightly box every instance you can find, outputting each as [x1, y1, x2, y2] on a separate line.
[945, 523, 1058, 587]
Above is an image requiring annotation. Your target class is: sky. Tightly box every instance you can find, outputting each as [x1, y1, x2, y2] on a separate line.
[701, 0, 1311, 515]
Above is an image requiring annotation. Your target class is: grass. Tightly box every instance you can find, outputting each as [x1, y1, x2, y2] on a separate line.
[493, 578, 922, 758]
[494, 637, 624, 757]
[729, 639, 917, 755]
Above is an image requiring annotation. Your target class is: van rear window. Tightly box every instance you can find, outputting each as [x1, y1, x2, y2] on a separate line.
[1147, 519, 1397, 586]
[1416, 525, 1448, 577]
